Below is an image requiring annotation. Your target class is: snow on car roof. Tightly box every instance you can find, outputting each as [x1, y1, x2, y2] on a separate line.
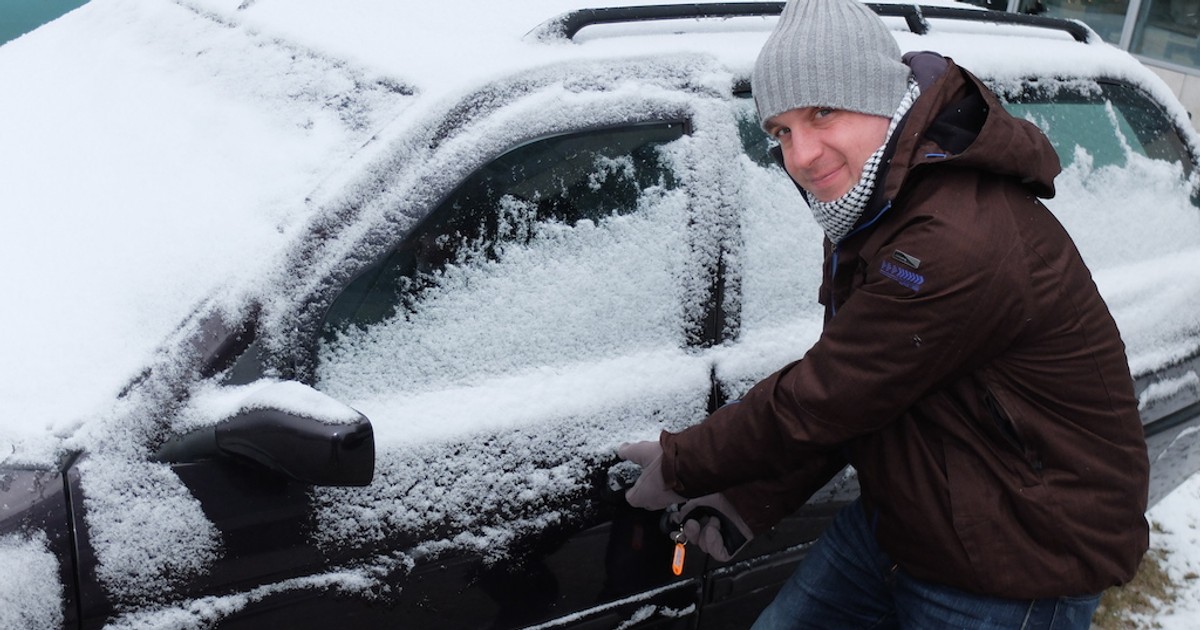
[0, 0, 1196, 462]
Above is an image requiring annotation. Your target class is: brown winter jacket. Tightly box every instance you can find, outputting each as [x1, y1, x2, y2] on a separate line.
[659, 53, 1150, 598]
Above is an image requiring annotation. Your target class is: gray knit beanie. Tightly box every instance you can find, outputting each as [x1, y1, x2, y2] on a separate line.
[753, 0, 910, 128]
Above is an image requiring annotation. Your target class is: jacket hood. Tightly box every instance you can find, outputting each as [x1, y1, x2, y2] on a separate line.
[881, 52, 1061, 203]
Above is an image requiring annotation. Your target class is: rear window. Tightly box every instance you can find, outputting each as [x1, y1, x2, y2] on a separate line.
[999, 80, 1193, 172]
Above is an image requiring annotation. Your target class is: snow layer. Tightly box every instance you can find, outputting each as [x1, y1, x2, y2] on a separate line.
[103, 566, 389, 630]
[76, 455, 222, 606]
[0, 531, 63, 629]
[1136, 471, 1200, 628]
[1049, 150, 1200, 377]
[1, 0, 1200, 623]
[0, 0, 412, 462]
[175, 380, 366, 432]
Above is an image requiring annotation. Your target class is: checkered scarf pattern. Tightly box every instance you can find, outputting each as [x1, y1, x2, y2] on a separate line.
[809, 79, 921, 244]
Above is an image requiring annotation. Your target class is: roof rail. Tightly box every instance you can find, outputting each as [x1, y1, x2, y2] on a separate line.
[528, 2, 1093, 44]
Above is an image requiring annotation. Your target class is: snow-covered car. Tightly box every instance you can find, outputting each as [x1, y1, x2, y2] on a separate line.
[2, 1, 1200, 628]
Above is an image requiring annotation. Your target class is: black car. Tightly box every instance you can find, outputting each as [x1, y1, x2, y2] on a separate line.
[2, 3, 1200, 628]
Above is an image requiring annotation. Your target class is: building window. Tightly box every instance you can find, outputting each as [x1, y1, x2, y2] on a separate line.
[1131, 0, 1200, 66]
[1022, 0, 1132, 44]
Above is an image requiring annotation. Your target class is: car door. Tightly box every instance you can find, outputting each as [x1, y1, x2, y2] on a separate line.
[81, 113, 736, 629]
[302, 119, 720, 629]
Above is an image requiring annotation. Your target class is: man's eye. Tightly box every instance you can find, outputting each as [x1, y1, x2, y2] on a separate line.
[772, 127, 790, 139]
[815, 108, 834, 118]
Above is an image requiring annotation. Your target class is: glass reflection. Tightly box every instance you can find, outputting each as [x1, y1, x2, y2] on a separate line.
[1132, 0, 1200, 66]
[1021, 0, 1131, 44]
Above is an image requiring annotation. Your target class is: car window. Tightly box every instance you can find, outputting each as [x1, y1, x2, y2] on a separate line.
[309, 118, 713, 500]
[316, 122, 691, 398]
[322, 124, 684, 335]
[1000, 80, 1192, 172]
[736, 103, 778, 170]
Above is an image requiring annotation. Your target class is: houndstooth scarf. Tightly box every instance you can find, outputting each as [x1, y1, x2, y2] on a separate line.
[809, 79, 921, 244]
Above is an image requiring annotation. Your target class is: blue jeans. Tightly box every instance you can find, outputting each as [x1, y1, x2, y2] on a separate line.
[752, 500, 1100, 629]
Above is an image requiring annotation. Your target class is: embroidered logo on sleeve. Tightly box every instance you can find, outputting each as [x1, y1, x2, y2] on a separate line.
[880, 259, 925, 291]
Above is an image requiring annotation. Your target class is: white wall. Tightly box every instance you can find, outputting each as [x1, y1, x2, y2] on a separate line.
[1147, 64, 1200, 131]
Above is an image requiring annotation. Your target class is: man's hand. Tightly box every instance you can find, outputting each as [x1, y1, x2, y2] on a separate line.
[617, 441, 686, 510]
[673, 493, 754, 562]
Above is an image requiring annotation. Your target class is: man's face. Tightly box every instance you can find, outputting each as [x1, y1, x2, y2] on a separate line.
[764, 107, 891, 203]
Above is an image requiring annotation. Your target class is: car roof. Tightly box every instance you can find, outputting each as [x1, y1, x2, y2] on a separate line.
[185, 0, 1177, 96]
[0, 0, 1193, 465]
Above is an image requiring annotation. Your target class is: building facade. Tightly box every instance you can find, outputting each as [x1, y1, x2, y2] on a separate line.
[991, 0, 1200, 125]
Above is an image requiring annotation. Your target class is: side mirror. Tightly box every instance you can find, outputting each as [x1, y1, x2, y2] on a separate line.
[156, 382, 374, 486]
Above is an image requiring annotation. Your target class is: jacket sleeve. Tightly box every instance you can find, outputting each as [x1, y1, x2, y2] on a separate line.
[720, 450, 849, 534]
[662, 196, 1032, 496]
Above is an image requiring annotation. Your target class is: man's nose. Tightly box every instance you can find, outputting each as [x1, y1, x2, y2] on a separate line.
[782, 133, 820, 171]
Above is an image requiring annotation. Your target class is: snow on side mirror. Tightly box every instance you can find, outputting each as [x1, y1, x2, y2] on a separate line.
[156, 381, 374, 486]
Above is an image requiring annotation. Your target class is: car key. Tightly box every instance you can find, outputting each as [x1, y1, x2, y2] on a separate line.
[670, 526, 687, 576]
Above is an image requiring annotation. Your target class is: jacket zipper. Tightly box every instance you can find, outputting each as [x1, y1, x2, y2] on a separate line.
[829, 202, 893, 318]
[982, 388, 1044, 474]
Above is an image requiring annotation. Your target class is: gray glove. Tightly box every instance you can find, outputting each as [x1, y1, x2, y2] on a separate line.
[617, 440, 686, 511]
[673, 493, 754, 562]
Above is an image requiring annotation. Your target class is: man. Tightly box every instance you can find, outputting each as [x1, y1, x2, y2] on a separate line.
[617, 0, 1150, 628]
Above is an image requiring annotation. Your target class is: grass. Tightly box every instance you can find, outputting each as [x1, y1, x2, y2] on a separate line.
[1091, 521, 1183, 629]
